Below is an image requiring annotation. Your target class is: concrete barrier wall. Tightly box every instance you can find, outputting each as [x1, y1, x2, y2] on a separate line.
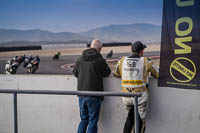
[0, 75, 200, 133]
[147, 79, 200, 133]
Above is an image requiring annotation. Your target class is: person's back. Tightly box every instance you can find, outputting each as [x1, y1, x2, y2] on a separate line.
[114, 54, 158, 93]
[73, 39, 111, 133]
[73, 48, 110, 92]
[114, 41, 158, 133]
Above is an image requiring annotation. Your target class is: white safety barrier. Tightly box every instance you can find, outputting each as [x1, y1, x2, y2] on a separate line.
[42, 44, 87, 50]
[0, 75, 200, 133]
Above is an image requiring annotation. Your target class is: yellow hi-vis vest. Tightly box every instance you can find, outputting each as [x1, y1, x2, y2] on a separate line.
[122, 57, 145, 88]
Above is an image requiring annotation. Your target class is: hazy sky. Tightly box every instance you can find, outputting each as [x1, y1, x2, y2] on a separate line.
[0, 0, 163, 33]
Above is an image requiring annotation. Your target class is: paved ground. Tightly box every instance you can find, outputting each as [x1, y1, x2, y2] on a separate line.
[0, 51, 160, 75]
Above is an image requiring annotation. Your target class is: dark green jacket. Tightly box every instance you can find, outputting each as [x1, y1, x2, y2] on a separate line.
[73, 48, 111, 92]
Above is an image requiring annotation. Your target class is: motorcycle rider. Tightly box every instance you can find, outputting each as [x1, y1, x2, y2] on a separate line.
[113, 41, 159, 133]
[5, 58, 19, 74]
[5, 60, 12, 74]
[33, 55, 40, 67]
[26, 55, 40, 73]
[23, 54, 33, 68]
[13, 56, 18, 61]
[106, 50, 113, 59]
[17, 55, 25, 65]
[53, 52, 60, 60]
[35, 55, 40, 64]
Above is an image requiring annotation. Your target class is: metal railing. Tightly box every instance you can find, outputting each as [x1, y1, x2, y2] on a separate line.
[0, 89, 141, 133]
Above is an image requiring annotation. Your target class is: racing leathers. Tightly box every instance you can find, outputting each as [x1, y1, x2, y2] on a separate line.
[113, 54, 159, 133]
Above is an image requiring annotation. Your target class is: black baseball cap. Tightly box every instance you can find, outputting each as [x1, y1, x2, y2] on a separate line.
[131, 41, 147, 53]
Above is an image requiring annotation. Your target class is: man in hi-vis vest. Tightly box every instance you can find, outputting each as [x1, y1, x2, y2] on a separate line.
[113, 41, 159, 133]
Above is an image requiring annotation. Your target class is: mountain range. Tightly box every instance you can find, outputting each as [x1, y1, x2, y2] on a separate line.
[0, 23, 161, 44]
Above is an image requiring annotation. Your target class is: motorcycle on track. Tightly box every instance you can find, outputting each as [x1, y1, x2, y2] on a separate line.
[5, 60, 19, 74]
[26, 59, 39, 74]
[53, 52, 61, 60]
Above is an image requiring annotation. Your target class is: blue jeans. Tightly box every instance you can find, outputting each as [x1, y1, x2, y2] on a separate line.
[77, 96, 102, 133]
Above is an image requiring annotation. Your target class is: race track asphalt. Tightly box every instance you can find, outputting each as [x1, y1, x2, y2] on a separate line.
[0, 51, 160, 75]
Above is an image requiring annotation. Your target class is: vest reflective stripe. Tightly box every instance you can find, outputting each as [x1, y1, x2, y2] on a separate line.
[122, 80, 143, 86]
[122, 57, 145, 88]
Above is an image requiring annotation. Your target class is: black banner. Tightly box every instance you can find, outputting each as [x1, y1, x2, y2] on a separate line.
[158, 0, 200, 89]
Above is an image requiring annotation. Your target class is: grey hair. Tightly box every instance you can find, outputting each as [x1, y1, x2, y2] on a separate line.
[91, 39, 102, 50]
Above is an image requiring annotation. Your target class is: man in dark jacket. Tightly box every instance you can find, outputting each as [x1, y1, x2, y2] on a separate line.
[73, 39, 111, 133]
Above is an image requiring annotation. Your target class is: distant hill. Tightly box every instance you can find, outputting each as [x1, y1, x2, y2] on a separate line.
[82, 23, 161, 42]
[0, 40, 90, 47]
[0, 23, 161, 45]
[0, 29, 91, 43]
